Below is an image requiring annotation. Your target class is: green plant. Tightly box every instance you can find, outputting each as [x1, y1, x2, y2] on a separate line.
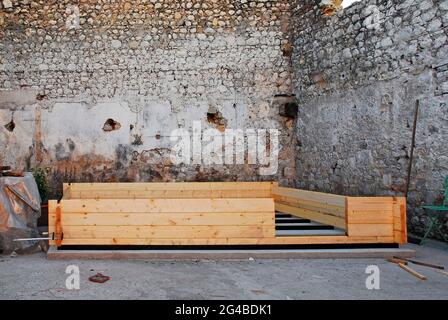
[33, 168, 49, 203]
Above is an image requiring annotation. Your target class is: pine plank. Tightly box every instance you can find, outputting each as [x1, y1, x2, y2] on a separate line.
[59, 198, 275, 213]
[347, 210, 393, 224]
[50, 235, 396, 246]
[48, 225, 274, 239]
[273, 194, 345, 217]
[49, 212, 274, 226]
[347, 224, 394, 237]
[272, 186, 346, 207]
[275, 202, 346, 229]
[65, 182, 273, 191]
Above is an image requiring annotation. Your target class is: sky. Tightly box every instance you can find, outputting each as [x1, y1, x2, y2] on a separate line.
[342, 0, 362, 8]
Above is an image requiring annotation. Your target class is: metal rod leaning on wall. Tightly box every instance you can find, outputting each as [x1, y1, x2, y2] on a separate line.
[405, 100, 420, 199]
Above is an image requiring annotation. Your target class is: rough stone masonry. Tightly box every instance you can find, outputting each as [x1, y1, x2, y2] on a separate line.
[0, 0, 297, 196]
[0, 0, 447, 240]
[291, 0, 448, 239]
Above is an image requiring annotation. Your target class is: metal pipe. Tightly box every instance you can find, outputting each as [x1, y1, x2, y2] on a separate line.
[405, 100, 420, 198]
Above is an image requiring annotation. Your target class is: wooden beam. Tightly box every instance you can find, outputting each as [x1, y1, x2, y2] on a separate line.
[398, 263, 427, 280]
[49, 212, 275, 226]
[50, 235, 398, 246]
[275, 202, 346, 230]
[49, 225, 274, 239]
[59, 198, 275, 213]
[272, 186, 346, 207]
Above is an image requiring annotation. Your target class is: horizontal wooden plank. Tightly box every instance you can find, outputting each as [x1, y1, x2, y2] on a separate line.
[58, 198, 275, 213]
[347, 210, 393, 224]
[346, 197, 394, 211]
[347, 224, 393, 237]
[272, 186, 346, 207]
[48, 225, 274, 239]
[65, 182, 273, 191]
[273, 194, 345, 217]
[49, 212, 274, 226]
[275, 202, 346, 230]
[68, 189, 271, 199]
[49, 235, 396, 246]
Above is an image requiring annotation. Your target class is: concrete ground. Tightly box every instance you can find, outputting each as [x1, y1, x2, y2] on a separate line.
[0, 242, 447, 300]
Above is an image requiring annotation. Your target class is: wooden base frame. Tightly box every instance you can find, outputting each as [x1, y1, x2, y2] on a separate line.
[48, 182, 407, 247]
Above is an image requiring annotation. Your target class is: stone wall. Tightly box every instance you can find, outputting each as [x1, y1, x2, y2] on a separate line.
[0, 0, 297, 197]
[291, 0, 448, 239]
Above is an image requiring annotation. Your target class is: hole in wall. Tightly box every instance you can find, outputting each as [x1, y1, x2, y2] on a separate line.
[132, 134, 143, 146]
[102, 118, 121, 132]
[206, 107, 227, 132]
[282, 42, 293, 57]
[36, 93, 47, 101]
[4, 119, 15, 132]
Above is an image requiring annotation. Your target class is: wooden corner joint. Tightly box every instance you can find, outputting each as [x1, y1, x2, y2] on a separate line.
[55, 205, 63, 247]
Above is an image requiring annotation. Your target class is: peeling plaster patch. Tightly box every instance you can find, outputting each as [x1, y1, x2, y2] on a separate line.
[102, 118, 121, 132]
[0, 89, 40, 109]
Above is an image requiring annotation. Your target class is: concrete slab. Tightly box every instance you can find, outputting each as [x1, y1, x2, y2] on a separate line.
[47, 246, 416, 260]
[0, 243, 447, 300]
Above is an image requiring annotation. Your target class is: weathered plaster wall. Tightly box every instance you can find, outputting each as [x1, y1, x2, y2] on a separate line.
[291, 0, 448, 239]
[0, 0, 297, 196]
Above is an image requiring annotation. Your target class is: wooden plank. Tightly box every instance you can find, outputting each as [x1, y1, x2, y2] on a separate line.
[347, 210, 393, 224]
[272, 186, 346, 207]
[66, 182, 273, 191]
[346, 224, 394, 237]
[393, 256, 445, 270]
[69, 189, 271, 199]
[398, 263, 427, 280]
[275, 202, 346, 230]
[393, 197, 407, 244]
[59, 198, 275, 213]
[273, 194, 345, 217]
[49, 212, 275, 226]
[62, 183, 72, 200]
[50, 235, 397, 246]
[55, 205, 62, 247]
[346, 197, 396, 239]
[345, 197, 395, 213]
[48, 225, 274, 239]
